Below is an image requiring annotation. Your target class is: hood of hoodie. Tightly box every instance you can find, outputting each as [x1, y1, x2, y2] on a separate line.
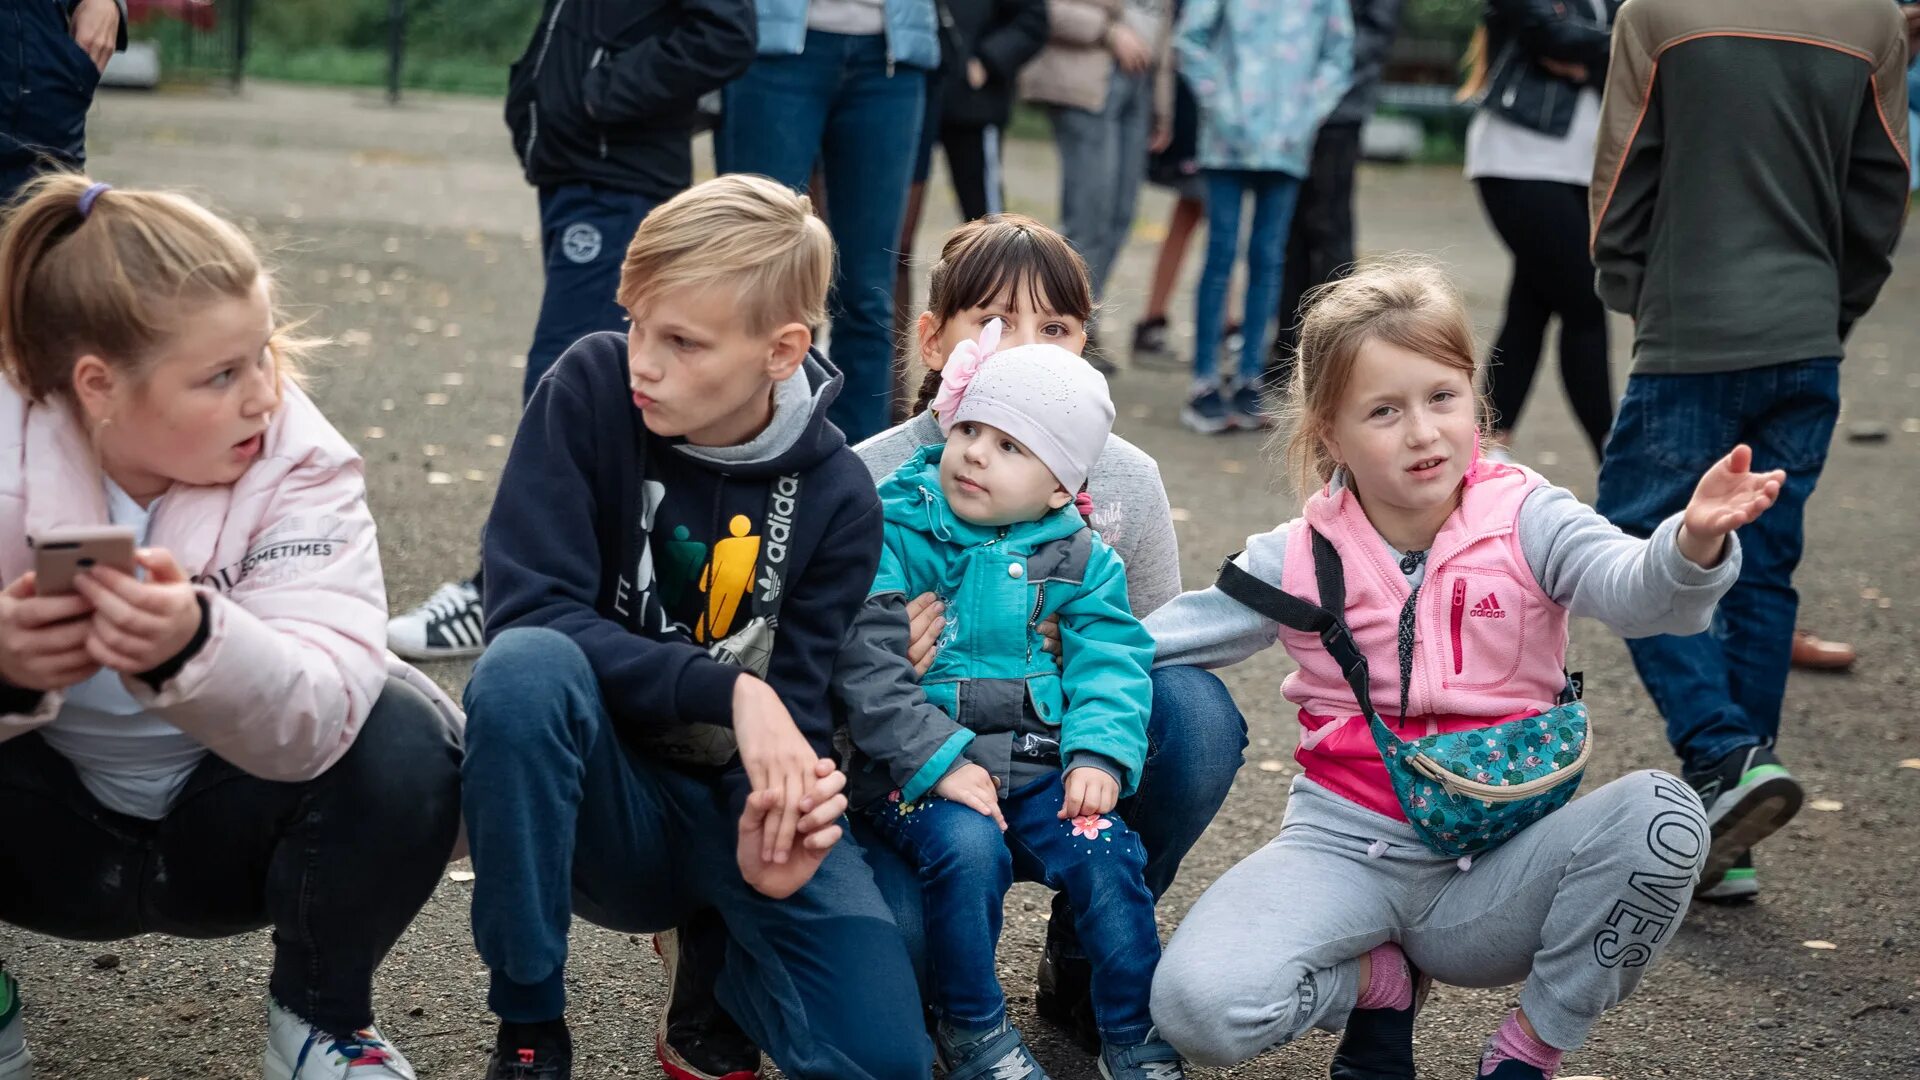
[668, 348, 848, 479]
[876, 444, 1087, 553]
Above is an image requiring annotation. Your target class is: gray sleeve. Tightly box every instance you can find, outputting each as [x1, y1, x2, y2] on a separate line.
[1100, 454, 1183, 618]
[838, 594, 972, 790]
[1142, 523, 1290, 669]
[1064, 750, 1125, 786]
[1518, 484, 1741, 639]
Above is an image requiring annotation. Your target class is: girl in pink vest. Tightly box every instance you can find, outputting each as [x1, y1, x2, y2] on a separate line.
[1143, 262, 1785, 1080]
[0, 175, 462, 1080]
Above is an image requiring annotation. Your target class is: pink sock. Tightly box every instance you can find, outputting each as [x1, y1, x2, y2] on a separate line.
[1479, 1011, 1563, 1078]
[1354, 942, 1412, 1011]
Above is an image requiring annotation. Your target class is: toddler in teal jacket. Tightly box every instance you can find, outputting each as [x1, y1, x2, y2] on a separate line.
[845, 322, 1178, 1080]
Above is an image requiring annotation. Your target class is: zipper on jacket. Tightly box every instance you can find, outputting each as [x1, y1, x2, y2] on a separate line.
[525, 102, 541, 168]
[531, 0, 570, 79]
[1449, 578, 1466, 675]
[1026, 579, 1047, 662]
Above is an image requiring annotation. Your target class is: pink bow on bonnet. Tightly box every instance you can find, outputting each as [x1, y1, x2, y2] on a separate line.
[930, 318, 1115, 495]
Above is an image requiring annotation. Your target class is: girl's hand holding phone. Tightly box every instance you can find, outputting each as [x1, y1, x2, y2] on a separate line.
[71, 548, 203, 675]
[0, 574, 99, 692]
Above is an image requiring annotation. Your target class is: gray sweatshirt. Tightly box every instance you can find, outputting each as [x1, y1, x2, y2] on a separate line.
[855, 410, 1182, 616]
[1146, 480, 1741, 669]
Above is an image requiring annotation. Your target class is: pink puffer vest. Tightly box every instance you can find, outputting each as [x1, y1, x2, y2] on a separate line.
[1278, 461, 1571, 820]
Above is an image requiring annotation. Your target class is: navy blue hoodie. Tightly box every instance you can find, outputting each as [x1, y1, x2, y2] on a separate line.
[482, 331, 883, 806]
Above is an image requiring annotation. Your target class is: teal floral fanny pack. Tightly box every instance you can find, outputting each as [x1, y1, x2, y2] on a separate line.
[1216, 529, 1590, 858]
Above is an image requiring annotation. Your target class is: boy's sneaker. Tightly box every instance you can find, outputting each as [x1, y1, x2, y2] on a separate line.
[1227, 381, 1273, 430]
[936, 1019, 1052, 1080]
[0, 971, 31, 1080]
[388, 580, 486, 660]
[1696, 850, 1759, 903]
[1686, 744, 1804, 890]
[264, 1001, 415, 1079]
[1132, 317, 1171, 358]
[485, 1020, 573, 1080]
[1181, 385, 1234, 435]
[653, 930, 763, 1080]
[1098, 1034, 1185, 1080]
[1034, 936, 1099, 1054]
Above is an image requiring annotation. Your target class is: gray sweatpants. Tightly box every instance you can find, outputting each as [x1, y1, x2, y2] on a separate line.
[1150, 771, 1707, 1067]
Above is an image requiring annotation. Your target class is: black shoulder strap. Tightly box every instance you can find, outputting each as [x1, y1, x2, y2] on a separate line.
[1212, 528, 1377, 719]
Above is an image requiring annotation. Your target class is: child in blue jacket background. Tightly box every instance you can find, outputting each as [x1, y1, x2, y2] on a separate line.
[845, 322, 1176, 1080]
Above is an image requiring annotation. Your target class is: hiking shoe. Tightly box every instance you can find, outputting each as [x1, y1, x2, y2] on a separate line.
[388, 580, 485, 660]
[937, 1020, 1052, 1080]
[654, 929, 763, 1080]
[264, 1000, 416, 1079]
[1696, 850, 1758, 904]
[1098, 1034, 1185, 1080]
[1330, 963, 1432, 1080]
[1034, 931, 1099, 1054]
[485, 1021, 573, 1080]
[1181, 386, 1234, 435]
[1132, 317, 1171, 358]
[1687, 744, 1803, 891]
[1227, 381, 1273, 430]
[0, 971, 31, 1080]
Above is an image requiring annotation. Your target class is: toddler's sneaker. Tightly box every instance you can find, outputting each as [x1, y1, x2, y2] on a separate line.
[1479, 1061, 1550, 1079]
[1330, 962, 1431, 1080]
[1098, 1034, 1184, 1080]
[937, 1019, 1052, 1080]
[485, 1020, 573, 1080]
[388, 579, 486, 660]
[264, 1001, 415, 1079]
[1686, 743, 1803, 890]
[0, 970, 31, 1080]
[1696, 850, 1759, 903]
[1181, 384, 1234, 435]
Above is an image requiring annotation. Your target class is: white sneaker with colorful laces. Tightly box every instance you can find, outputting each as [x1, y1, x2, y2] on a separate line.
[264, 1001, 416, 1079]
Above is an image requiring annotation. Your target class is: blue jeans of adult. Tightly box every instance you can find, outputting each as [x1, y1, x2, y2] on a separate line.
[1594, 359, 1841, 775]
[717, 31, 926, 443]
[863, 772, 1159, 1046]
[1194, 169, 1302, 386]
[853, 665, 1248, 982]
[1049, 67, 1154, 303]
[525, 183, 661, 398]
[462, 628, 932, 1080]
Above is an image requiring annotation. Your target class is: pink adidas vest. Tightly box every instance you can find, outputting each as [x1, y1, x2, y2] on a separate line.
[1278, 461, 1572, 820]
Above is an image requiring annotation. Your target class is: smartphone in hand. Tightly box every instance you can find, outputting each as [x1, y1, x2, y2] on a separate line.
[31, 527, 137, 594]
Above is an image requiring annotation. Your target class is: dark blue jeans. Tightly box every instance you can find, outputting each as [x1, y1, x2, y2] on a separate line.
[864, 772, 1159, 1046]
[717, 31, 927, 443]
[1195, 170, 1302, 384]
[1594, 359, 1841, 774]
[525, 183, 661, 398]
[462, 628, 932, 1080]
[853, 666, 1247, 995]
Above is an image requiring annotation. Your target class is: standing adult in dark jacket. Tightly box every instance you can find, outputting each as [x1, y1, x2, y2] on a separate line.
[388, 0, 756, 663]
[1591, 0, 1908, 904]
[1, 0, 126, 203]
[1268, 0, 1403, 376]
[1462, 0, 1619, 462]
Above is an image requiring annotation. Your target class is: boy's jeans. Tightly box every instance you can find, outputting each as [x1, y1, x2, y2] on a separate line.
[462, 628, 932, 1080]
[1594, 358, 1841, 774]
[864, 772, 1161, 1047]
[1195, 170, 1303, 385]
[717, 31, 926, 443]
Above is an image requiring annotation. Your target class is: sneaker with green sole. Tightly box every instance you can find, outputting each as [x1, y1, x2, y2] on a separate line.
[0, 971, 33, 1080]
[1697, 850, 1759, 903]
[1686, 744, 1803, 891]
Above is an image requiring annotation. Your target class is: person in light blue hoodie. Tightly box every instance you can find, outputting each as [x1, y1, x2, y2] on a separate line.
[717, 0, 941, 444]
[1174, 0, 1352, 434]
[844, 324, 1180, 1080]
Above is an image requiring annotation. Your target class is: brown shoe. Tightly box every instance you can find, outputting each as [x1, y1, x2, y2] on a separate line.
[1791, 630, 1855, 671]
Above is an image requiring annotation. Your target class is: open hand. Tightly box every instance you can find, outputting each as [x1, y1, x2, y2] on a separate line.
[0, 573, 99, 692]
[72, 549, 202, 676]
[737, 759, 846, 899]
[934, 762, 1006, 830]
[1679, 445, 1784, 567]
[1058, 766, 1119, 820]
